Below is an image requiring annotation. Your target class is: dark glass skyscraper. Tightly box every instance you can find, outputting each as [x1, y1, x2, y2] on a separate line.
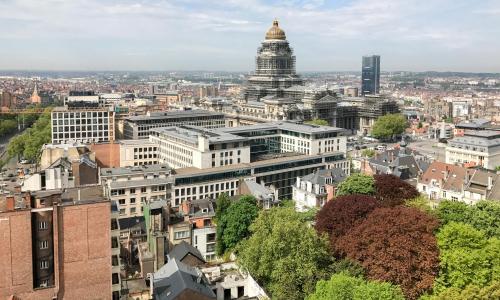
[361, 55, 380, 96]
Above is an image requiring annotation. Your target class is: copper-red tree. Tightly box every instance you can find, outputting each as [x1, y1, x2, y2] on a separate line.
[374, 174, 420, 207]
[315, 194, 379, 253]
[336, 206, 440, 300]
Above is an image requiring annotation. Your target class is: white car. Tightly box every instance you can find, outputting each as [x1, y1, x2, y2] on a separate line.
[19, 159, 29, 164]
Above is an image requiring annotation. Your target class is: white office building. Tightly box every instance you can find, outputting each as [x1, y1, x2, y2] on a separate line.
[446, 130, 500, 170]
[51, 106, 115, 144]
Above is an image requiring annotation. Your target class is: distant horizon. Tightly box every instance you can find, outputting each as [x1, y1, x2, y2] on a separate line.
[1, 69, 500, 76]
[1, 1, 499, 72]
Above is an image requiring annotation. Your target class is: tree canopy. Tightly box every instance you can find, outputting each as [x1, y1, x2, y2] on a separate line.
[237, 206, 332, 300]
[373, 174, 420, 207]
[306, 273, 404, 300]
[434, 222, 500, 292]
[7, 107, 52, 161]
[315, 194, 379, 253]
[216, 195, 259, 255]
[436, 200, 500, 238]
[215, 192, 231, 222]
[371, 114, 408, 140]
[336, 174, 375, 196]
[337, 207, 440, 299]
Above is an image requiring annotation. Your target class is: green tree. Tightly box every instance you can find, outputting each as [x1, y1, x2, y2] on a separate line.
[361, 149, 376, 158]
[371, 114, 408, 141]
[435, 222, 500, 291]
[336, 174, 375, 196]
[216, 195, 259, 255]
[7, 134, 27, 159]
[436, 200, 500, 238]
[405, 195, 435, 215]
[417, 121, 423, 129]
[305, 119, 329, 126]
[237, 206, 332, 300]
[306, 273, 405, 300]
[422, 281, 500, 300]
[215, 193, 231, 222]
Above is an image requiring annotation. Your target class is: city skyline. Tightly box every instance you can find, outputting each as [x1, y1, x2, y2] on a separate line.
[1, 0, 500, 72]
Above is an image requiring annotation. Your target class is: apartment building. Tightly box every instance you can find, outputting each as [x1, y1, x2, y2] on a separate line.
[51, 106, 115, 144]
[100, 164, 173, 218]
[0, 186, 116, 300]
[446, 130, 500, 170]
[123, 110, 225, 139]
[293, 168, 347, 212]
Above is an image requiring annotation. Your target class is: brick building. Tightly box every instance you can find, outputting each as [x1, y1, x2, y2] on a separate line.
[0, 186, 116, 300]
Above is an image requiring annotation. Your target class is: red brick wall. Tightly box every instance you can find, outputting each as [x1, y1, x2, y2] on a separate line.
[90, 143, 120, 168]
[59, 202, 112, 300]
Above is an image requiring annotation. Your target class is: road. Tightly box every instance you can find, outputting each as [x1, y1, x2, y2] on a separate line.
[408, 139, 446, 161]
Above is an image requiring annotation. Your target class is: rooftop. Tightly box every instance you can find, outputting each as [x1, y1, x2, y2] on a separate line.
[125, 109, 223, 122]
[101, 164, 171, 177]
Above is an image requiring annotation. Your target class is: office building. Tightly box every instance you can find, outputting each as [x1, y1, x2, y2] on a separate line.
[151, 121, 347, 170]
[51, 106, 115, 144]
[361, 55, 380, 95]
[0, 186, 117, 299]
[446, 130, 500, 170]
[119, 139, 159, 167]
[123, 110, 225, 140]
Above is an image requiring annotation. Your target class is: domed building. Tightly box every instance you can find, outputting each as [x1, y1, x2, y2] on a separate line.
[243, 20, 304, 101]
[229, 20, 399, 135]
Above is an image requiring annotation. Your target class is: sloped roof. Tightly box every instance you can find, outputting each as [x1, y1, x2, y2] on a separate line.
[168, 241, 205, 264]
[153, 258, 215, 300]
[301, 168, 346, 187]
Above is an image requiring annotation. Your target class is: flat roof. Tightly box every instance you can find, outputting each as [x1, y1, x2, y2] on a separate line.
[151, 125, 247, 145]
[109, 177, 172, 189]
[222, 121, 346, 135]
[101, 164, 171, 176]
[125, 110, 224, 122]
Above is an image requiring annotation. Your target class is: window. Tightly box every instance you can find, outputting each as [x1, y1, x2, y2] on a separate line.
[207, 243, 216, 253]
[174, 230, 190, 240]
[112, 273, 120, 285]
[207, 233, 216, 243]
[40, 260, 49, 269]
[39, 221, 48, 230]
[118, 199, 126, 205]
[130, 198, 136, 204]
[119, 209, 125, 215]
[130, 188, 136, 194]
[112, 255, 119, 266]
[40, 240, 49, 249]
[204, 219, 211, 227]
[130, 208, 136, 214]
[141, 187, 147, 193]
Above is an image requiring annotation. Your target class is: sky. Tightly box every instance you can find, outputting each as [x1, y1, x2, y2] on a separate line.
[0, 0, 499, 72]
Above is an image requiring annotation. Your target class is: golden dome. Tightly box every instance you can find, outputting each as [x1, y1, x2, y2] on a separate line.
[265, 20, 286, 40]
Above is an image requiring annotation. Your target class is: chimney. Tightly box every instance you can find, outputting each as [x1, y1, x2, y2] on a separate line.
[488, 176, 493, 190]
[6, 196, 15, 211]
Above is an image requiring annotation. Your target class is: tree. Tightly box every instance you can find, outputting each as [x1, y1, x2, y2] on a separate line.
[336, 174, 375, 196]
[361, 149, 376, 158]
[237, 206, 332, 300]
[336, 207, 440, 299]
[436, 200, 500, 238]
[305, 119, 329, 126]
[435, 222, 500, 292]
[216, 195, 259, 255]
[373, 174, 420, 207]
[7, 134, 27, 159]
[422, 281, 500, 300]
[371, 114, 408, 141]
[315, 194, 379, 253]
[306, 273, 404, 300]
[417, 121, 423, 129]
[215, 192, 231, 222]
[405, 195, 435, 215]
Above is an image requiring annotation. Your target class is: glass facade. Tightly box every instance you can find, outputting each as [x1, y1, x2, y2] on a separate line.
[361, 55, 380, 96]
